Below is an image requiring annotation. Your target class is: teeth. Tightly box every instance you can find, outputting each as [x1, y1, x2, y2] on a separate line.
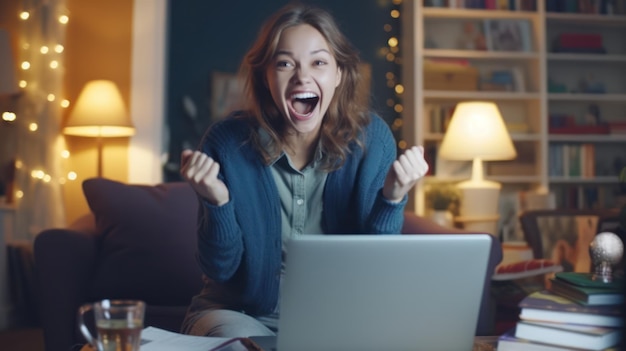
[291, 92, 318, 99]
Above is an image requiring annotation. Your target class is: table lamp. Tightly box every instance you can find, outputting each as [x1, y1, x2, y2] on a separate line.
[63, 80, 135, 177]
[438, 101, 516, 235]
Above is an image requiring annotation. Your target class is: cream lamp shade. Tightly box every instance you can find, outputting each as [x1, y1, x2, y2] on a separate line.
[64, 80, 134, 177]
[438, 101, 517, 236]
[64, 80, 135, 137]
[439, 101, 516, 162]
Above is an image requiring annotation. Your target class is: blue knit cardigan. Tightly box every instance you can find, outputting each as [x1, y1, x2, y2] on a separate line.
[194, 112, 406, 315]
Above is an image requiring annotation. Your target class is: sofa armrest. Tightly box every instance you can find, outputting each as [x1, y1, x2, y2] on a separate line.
[34, 226, 98, 351]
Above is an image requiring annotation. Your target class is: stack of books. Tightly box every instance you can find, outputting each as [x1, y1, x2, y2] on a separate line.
[497, 272, 624, 351]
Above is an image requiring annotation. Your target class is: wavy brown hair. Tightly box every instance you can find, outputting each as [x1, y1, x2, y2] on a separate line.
[239, 3, 370, 171]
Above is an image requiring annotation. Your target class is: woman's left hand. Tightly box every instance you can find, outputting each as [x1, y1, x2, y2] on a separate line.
[383, 146, 429, 203]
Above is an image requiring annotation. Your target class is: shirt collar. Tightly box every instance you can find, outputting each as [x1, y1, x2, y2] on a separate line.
[258, 127, 324, 168]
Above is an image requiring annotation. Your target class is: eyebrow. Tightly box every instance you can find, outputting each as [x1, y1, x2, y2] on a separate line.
[274, 48, 331, 57]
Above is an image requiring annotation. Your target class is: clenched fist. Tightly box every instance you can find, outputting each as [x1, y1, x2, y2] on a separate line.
[382, 146, 429, 203]
[180, 149, 230, 206]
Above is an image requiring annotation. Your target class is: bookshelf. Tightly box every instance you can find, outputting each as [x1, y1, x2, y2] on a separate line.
[545, 9, 626, 210]
[401, 0, 626, 230]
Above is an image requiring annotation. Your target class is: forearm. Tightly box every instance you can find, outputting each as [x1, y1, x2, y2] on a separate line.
[366, 189, 407, 234]
[196, 199, 244, 282]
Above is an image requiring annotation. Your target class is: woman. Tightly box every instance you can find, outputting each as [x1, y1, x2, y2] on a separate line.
[180, 3, 428, 337]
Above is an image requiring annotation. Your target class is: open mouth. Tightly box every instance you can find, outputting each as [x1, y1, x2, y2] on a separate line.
[289, 92, 319, 120]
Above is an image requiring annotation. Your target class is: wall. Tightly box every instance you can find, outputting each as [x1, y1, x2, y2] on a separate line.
[63, 0, 133, 223]
[0, 0, 20, 202]
[0, 1, 134, 224]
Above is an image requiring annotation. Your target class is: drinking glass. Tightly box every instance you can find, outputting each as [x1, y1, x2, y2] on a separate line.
[78, 299, 145, 351]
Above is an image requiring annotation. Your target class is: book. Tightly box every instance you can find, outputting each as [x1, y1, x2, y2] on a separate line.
[549, 273, 624, 306]
[555, 272, 625, 290]
[498, 328, 620, 351]
[519, 290, 623, 327]
[515, 320, 622, 350]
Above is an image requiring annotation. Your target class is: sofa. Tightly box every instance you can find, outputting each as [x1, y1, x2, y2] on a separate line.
[33, 178, 502, 351]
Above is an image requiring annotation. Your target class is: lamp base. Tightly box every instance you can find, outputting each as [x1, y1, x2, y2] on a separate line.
[457, 180, 501, 236]
[455, 215, 500, 236]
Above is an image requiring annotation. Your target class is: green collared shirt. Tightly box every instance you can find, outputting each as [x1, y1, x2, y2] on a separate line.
[260, 129, 327, 248]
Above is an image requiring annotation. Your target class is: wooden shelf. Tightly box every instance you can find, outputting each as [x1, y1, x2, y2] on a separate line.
[424, 91, 541, 100]
[545, 12, 626, 26]
[547, 53, 626, 63]
[423, 7, 538, 19]
[549, 134, 626, 143]
[424, 49, 540, 60]
[424, 175, 542, 184]
[549, 176, 620, 184]
[424, 133, 541, 142]
[548, 93, 626, 102]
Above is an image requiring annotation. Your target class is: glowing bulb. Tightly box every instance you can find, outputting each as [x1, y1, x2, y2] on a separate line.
[19, 11, 30, 20]
[50, 60, 59, 69]
[392, 0, 402, 4]
[390, 10, 400, 18]
[29, 123, 38, 131]
[2, 112, 16, 122]
[40, 46, 49, 54]
[47, 94, 55, 102]
[67, 171, 77, 180]
[55, 44, 64, 53]
[398, 140, 407, 149]
[394, 84, 404, 94]
[15, 190, 24, 199]
[393, 118, 403, 127]
[59, 15, 69, 24]
[21, 61, 31, 70]
[19, 80, 27, 88]
[394, 104, 403, 113]
[15, 160, 23, 169]
[60, 99, 70, 108]
[388, 37, 398, 47]
[61, 150, 70, 158]
[31, 170, 45, 179]
[43, 174, 52, 183]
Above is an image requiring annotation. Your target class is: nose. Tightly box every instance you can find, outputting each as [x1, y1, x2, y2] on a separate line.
[293, 65, 311, 84]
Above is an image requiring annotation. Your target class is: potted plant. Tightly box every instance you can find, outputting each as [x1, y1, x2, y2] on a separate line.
[425, 183, 460, 227]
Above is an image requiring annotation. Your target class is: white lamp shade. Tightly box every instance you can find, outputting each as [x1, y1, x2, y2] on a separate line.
[0, 29, 18, 96]
[439, 101, 516, 161]
[64, 80, 135, 137]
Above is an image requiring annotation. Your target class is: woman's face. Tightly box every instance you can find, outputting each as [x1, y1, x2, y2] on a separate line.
[266, 24, 342, 137]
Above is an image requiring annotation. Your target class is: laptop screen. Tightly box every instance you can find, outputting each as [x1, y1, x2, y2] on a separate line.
[276, 234, 491, 351]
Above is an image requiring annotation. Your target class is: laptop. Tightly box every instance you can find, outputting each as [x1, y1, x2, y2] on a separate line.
[252, 234, 492, 351]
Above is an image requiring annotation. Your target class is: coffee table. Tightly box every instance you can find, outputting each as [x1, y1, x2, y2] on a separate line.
[79, 335, 499, 351]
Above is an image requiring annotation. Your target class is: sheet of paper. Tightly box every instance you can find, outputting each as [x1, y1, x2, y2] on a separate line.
[139, 326, 232, 351]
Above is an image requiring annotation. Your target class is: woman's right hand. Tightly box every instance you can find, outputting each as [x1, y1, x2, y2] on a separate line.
[180, 149, 230, 206]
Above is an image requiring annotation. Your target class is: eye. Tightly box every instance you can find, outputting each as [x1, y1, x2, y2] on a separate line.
[314, 60, 327, 66]
[275, 59, 294, 70]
